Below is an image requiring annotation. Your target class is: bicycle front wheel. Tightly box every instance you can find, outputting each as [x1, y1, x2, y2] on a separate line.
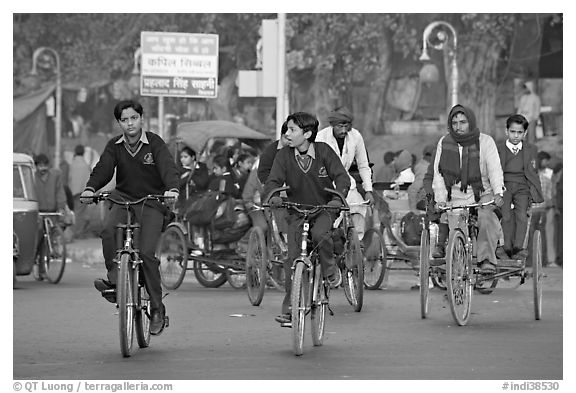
[310, 264, 327, 346]
[419, 227, 430, 319]
[245, 227, 267, 305]
[43, 224, 67, 284]
[342, 227, 364, 312]
[362, 228, 386, 290]
[118, 253, 135, 357]
[157, 226, 188, 290]
[291, 261, 309, 356]
[135, 267, 151, 348]
[532, 229, 543, 320]
[446, 230, 473, 326]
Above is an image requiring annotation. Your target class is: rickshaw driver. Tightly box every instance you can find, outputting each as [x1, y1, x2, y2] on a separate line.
[264, 112, 351, 324]
[80, 99, 180, 336]
[316, 107, 374, 240]
[431, 104, 505, 271]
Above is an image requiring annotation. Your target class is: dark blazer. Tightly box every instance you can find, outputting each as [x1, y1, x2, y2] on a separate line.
[496, 140, 543, 204]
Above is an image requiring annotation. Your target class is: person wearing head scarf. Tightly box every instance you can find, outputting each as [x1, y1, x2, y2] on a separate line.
[391, 150, 415, 184]
[316, 106, 374, 240]
[431, 104, 505, 271]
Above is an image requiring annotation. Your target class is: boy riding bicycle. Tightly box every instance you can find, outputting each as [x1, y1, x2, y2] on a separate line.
[264, 111, 350, 324]
[81, 100, 180, 336]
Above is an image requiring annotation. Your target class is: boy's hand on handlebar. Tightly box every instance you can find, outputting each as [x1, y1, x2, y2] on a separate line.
[327, 199, 342, 212]
[163, 190, 179, 208]
[269, 196, 283, 209]
[80, 189, 95, 203]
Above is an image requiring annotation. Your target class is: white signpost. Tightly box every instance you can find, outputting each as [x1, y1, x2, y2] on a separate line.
[140, 31, 219, 98]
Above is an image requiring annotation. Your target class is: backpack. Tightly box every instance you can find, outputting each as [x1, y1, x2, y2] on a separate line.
[184, 190, 222, 226]
[400, 212, 425, 246]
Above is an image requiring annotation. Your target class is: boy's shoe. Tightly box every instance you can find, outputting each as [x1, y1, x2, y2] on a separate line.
[94, 278, 116, 303]
[274, 313, 291, 324]
[327, 268, 342, 288]
[150, 306, 167, 336]
[496, 246, 510, 259]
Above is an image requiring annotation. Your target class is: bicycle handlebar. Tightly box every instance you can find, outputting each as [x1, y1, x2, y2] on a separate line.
[263, 186, 350, 210]
[80, 192, 175, 206]
[437, 199, 495, 212]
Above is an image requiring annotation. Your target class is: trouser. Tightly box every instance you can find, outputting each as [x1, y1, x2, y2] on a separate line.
[501, 182, 531, 251]
[441, 194, 502, 265]
[281, 210, 336, 314]
[101, 202, 165, 313]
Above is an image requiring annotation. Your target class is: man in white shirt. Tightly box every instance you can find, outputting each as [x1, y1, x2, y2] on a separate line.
[316, 107, 374, 240]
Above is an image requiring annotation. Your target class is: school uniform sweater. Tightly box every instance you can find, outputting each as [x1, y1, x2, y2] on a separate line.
[496, 140, 543, 203]
[264, 142, 350, 206]
[85, 131, 180, 206]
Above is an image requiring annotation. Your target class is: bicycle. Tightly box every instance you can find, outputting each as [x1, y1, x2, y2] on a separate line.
[81, 192, 174, 357]
[265, 186, 349, 356]
[33, 212, 67, 284]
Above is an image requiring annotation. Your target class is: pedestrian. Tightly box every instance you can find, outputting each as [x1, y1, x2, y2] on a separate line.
[264, 111, 351, 324]
[34, 153, 68, 214]
[431, 104, 505, 272]
[80, 99, 180, 336]
[316, 106, 375, 240]
[68, 144, 91, 239]
[374, 151, 397, 182]
[408, 144, 436, 213]
[517, 81, 541, 144]
[496, 114, 544, 260]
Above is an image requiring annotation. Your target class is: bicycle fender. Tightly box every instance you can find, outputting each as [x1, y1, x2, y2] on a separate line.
[165, 221, 188, 236]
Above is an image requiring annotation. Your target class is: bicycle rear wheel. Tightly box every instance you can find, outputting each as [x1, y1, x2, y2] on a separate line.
[446, 230, 472, 326]
[158, 226, 188, 290]
[135, 268, 151, 348]
[362, 228, 386, 290]
[118, 253, 135, 357]
[342, 227, 364, 312]
[246, 227, 267, 305]
[532, 230, 543, 320]
[419, 228, 430, 319]
[42, 224, 67, 284]
[310, 264, 327, 346]
[291, 261, 308, 356]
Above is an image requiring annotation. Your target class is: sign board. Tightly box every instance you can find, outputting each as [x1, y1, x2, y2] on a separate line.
[140, 31, 219, 98]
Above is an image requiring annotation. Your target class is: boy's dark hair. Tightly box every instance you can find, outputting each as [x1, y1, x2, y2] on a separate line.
[280, 120, 289, 135]
[506, 114, 529, 131]
[180, 146, 197, 159]
[383, 151, 395, 165]
[237, 153, 253, 164]
[212, 154, 231, 171]
[74, 144, 85, 156]
[34, 153, 50, 166]
[286, 112, 319, 142]
[113, 100, 144, 121]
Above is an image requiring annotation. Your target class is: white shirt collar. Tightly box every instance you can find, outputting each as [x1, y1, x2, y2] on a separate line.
[116, 130, 149, 145]
[294, 142, 316, 159]
[506, 140, 522, 152]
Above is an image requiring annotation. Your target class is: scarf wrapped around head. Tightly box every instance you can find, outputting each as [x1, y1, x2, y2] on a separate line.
[327, 107, 354, 126]
[439, 104, 484, 201]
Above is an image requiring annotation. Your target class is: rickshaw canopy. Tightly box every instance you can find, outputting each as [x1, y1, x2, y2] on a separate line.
[173, 121, 272, 155]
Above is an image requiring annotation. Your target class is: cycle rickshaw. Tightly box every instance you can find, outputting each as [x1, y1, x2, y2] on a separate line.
[419, 200, 543, 326]
[157, 121, 272, 291]
[362, 182, 430, 291]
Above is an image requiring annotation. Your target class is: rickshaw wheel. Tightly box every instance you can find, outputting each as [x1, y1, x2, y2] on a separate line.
[245, 227, 267, 305]
[446, 229, 472, 326]
[362, 228, 386, 290]
[419, 227, 430, 319]
[532, 229, 543, 320]
[192, 261, 227, 288]
[157, 225, 188, 290]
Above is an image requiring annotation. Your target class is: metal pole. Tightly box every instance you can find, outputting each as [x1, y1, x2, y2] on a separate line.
[158, 96, 165, 139]
[55, 64, 62, 169]
[276, 13, 286, 140]
[450, 54, 458, 108]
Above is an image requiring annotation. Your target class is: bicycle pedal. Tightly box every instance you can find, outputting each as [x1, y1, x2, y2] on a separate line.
[280, 322, 292, 328]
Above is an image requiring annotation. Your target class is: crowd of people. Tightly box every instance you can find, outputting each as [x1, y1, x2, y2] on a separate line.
[28, 98, 562, 335]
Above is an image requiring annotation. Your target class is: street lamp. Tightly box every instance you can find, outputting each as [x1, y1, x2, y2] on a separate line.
[31, 47, 62, 169]
[419, 21, 458, 109]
